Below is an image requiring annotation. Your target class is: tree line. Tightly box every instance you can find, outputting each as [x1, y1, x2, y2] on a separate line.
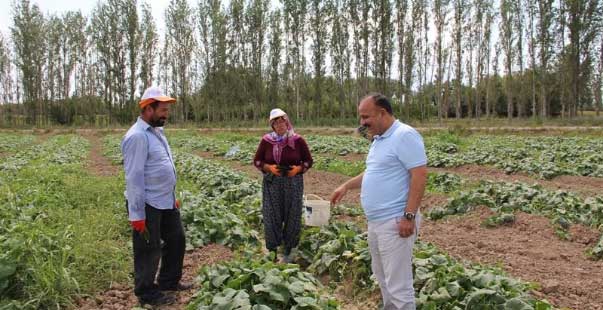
[0, 0, 602, 126]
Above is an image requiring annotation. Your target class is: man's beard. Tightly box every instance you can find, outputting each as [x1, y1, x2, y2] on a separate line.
[150, 117, 166, 127]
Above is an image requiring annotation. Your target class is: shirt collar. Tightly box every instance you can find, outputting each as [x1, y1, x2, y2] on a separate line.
[373, 120, 400, 140]
[136, 117, 164, 133]
[136, 116, 151, 131]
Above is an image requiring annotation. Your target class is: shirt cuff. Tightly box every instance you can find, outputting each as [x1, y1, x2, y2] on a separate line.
[127, 196, 146, 221]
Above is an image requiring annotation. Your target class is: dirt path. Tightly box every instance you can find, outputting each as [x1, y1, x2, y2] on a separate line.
[431, 165, 603, 198]
[76, 244, 233, 310]
[303, 169, 361, 204]
[83, 132, 120, 177]
[420, 207, 603, 310]
[335, 289, 381, 310]
[420, 193, 450, 211]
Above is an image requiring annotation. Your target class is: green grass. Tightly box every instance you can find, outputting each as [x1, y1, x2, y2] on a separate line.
[0, 137, 130, 309]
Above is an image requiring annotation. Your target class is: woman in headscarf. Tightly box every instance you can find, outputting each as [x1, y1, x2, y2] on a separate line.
[253, 108, 313, 263]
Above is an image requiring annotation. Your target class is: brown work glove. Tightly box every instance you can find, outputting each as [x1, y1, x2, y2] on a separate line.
[287, 165, 303, 177]
[265, 164, 280, 176]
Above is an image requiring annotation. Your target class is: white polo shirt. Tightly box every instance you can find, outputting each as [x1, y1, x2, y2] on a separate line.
[360, 120, 427, 222]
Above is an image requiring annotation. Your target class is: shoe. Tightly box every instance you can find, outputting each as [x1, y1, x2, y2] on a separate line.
[139, 293, 175, 306]
[159, 282, 193, 291]
[281, 248, 295, 264]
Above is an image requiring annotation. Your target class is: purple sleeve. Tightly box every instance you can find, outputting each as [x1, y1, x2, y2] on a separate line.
[253, 139, 268, 171]
[298, 137, 313, 172]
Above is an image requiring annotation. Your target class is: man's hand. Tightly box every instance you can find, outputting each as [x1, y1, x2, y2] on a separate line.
[330, 173, 363, 206]
[130, 220, 146, 233]
[330, 185, 347, 206]
[398, 219, 415, 238]
[175, 199, 181, 209]
[287, 165, 303, 177]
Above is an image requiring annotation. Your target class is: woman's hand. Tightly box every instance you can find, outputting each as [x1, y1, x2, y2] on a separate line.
[264, 164, 280, 176]
[287, 165, 303, 177]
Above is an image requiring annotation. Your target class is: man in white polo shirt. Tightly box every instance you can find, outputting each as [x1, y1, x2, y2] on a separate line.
[331, 93, 427, 310]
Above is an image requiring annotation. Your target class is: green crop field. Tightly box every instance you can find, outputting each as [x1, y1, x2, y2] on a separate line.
[2, 128, 603, 309]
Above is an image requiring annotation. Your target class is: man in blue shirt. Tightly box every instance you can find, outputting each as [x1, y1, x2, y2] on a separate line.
[121, 86, 189, 306]
[331, 93, 427, 310]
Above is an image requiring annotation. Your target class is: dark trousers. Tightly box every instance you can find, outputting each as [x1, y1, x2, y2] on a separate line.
[130, 203, 186, 301]
[262, 174, 304, 254]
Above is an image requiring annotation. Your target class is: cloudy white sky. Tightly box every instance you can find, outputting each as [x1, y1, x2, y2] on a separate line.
[0, 0, 183, 37]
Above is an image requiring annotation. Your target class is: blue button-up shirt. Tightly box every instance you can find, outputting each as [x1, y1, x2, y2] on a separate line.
[360, 120, 427, 222]
[121, 117, 177, 221]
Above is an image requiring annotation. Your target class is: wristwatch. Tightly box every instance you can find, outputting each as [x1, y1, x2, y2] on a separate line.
[403, 211, 416, 221]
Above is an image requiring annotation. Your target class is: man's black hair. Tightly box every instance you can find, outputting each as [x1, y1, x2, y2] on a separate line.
[149, 101, 160, 110]
[141, 101, 160, 113]
[361, 93, 393, 115]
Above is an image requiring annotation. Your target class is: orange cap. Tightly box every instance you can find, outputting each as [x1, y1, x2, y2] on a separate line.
[139, 86, 176, 109]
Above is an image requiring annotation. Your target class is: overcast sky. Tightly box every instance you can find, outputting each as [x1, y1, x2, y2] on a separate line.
[0, 0, 182, 37]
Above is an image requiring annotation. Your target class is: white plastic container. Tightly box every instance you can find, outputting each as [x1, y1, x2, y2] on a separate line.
[303, 194, 331, 226]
